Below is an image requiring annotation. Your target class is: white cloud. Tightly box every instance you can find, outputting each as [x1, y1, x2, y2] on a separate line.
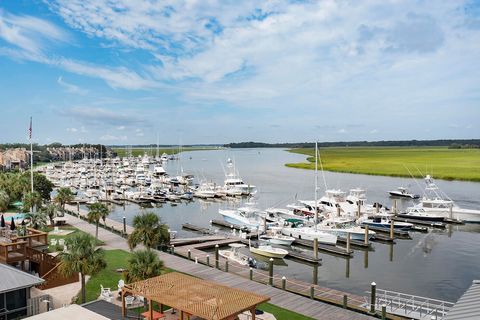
[66, 127, 78, 132]
[100, 134, 128, 141]
[370, 129, 378, 134]
[57, 76, 88, 95]
[116, 126, 125, 130]
[338, 128, 347, 134]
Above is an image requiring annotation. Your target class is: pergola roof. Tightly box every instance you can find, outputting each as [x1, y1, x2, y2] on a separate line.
[124, 272, 270, 320]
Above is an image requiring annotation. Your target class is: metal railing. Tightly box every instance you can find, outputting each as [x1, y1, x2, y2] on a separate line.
[366, 288, 455, 319]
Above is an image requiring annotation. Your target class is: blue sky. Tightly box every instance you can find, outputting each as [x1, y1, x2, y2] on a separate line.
[0, 0, 479, 145]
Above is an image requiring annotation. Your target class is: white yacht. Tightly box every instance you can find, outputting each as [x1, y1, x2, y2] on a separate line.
[314, 216, 376, 241]
[398, 207, 445, 222]
[259, 227, 295, 246]
[416, 175, 480, 222]
[281, 225, 338, 245]
[388, 187, 420, 199]
[224, 158, 256, 196]
[218, 204, 264, 230]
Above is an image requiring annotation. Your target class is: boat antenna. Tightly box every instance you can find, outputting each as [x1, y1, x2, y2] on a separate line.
[403, 165, 424, 194]
[317, 143, 328, 192]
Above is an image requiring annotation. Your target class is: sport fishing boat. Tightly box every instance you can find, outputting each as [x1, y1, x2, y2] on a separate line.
[219, 243, 256, 266]
[223, 158, 256, 196]
[281, 223, 338, 245]
[358, 213, 414, 230]
[218, 204, 265, 230]
[388, 187, 420, 199]
[314, 216, 376, 240]
[249, 242, 289, 259]
[416, 175, 480, 222]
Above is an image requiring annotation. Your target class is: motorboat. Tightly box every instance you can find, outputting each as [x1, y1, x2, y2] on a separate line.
[224, 158, 256, 196]
[359, 214, 413, 230]
[314, 217, 376, 241]
[218, 243, 253, 266]
[249, 241, 288, 259]
[417, 175, 480, 222]
[218, 205, 264, 230]
[388, 187, 420, 199]
[259, 227, 295, 246]
[397, 207, 445, 222]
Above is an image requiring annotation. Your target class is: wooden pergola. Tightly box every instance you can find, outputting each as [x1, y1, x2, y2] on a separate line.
[121, 272, 270, 320]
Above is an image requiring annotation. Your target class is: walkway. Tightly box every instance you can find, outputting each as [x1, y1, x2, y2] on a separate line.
[63, 213, 374, 320]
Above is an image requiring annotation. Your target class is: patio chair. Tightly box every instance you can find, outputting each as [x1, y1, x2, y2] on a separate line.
[58, 239, 65, 246]
[125, 295, 134, 307]
[100, 285, 112, 301]
[50, 239, 57, 246]
[118, 279, 125, 290]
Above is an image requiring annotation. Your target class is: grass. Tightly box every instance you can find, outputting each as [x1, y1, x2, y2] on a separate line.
[46, 225, 104, 252]
[258, 303, 314, 320]
[79, 249, 312, 319]
[286, 146, 480, 182]
[112, 146, 219, 158]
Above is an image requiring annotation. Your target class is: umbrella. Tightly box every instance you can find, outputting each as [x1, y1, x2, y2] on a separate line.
[10, 217, 15, 231]
[21, 219, 26, 226]
[0, 215, 5, 228]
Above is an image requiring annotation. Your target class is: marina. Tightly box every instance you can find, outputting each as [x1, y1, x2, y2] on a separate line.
[39, 148, 480, 304]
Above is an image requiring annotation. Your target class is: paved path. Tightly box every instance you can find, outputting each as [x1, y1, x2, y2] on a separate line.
[64, 213, 374, 320]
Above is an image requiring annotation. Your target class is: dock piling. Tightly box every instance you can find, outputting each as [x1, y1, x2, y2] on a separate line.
[123, 216, 126, 234]
[171, 245, 175, 255]
[370, 282, 376, 314]
[381, 304, 386, 320]
[389, 220, 394, 240]
[357, 203, 361, 218]
[364, 225, 369, 245]
[215, 245, 219, 269]
[225, 260, 229, 272]
[393, 200, 397, 215]
[268, 258, 274, 286]
[206, 255, 210, 266]
[346, 232, 351, 253]
[337, 207, 341, 217]
[249, 267, 253, 280]
[313, 238, 318, 260]
[310, 286, 315, 299]
[282, 276, 286, 290]
[343, 295, 348, 309]
[187, 249, 191, 260]
[194, 257, 198, 264]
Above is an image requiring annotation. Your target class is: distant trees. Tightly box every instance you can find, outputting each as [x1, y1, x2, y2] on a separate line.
[448, 143, 479, 149]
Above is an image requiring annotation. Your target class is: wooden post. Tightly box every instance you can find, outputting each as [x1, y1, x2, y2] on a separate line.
[337, 206, 341, 217]
[389, 219, 394, 240]
[206, 255, 210, 266]
[357, 203, 361, 218]
[250, 307, 256, 320]
[345, 257, 350, 278]
[310, 285, 314, 299]
[282, 276, 286, 290]
[313, 265, 318, 285]
[77, 202, 80, 213]
[364, 250, 369, 269]
[225, 260, 229, 272]
[187, 249, 191, 260]
[370, 282, 376, 314]
[346, 232, 351, 253]
[215, 244, 219, 269]
[171, 245, 175, 255]
[313, 238, 318, 260]
[389, 243, 394, 262]
[364, 225, 369, 245]
[149, 299, 153, 320]
[121, 289, 126, 318]
[268, 258, 273, 286]
[123, 216, 126, 234]
[381, 304, 387, 320]
[343, 295, 348, 309]
[393, 200, 397, 215]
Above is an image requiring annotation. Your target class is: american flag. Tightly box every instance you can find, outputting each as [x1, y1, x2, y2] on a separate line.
[29, 117, 32, 140]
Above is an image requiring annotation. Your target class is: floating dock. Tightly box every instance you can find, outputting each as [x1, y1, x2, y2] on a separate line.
[293, 239, 353, 257]
[392, 217, 446, 229]
[360, 225, 411, 239]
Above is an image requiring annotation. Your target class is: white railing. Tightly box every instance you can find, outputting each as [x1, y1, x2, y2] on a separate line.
[365, 288, 455, 319]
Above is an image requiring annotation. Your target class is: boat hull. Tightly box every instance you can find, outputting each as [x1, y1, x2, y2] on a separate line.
[250, 247, 288, 259]
[397, 213, 445, 222]
[281, 228, 338, 245]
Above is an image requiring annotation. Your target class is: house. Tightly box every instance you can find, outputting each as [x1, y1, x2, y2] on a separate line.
[0, 263, 44, 319]
[0, 148, 30, 170]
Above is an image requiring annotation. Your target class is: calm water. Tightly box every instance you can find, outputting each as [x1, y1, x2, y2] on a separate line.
[101, 148, 480, 302]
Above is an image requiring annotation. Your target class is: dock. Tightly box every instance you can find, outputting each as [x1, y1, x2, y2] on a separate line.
[360, 225, 411, 239]
[392, 217, 446, 229]
[210, 219, 250, 232]
[182, 223, 215, 235]
[337, 237, 372, 249]
[293, 238, 353, 257]
[98, 198, 124, 205]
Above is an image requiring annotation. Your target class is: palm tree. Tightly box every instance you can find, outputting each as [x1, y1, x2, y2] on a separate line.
[87, 203, 109, 240]
[42, 203, 58, 226]
[128, 212, 170, 251]
[23, 191, 42, 213]
[54, 187, 74, 212]
[0, 190, 9, 212]
[24, 210, 48, 230]
[125, 249, 164, 283]
[59, 233, 106, 304]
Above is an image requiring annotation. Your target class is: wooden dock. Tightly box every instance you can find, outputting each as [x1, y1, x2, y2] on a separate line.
[293, 239, 353, 257]
[185, 222, 259, 239]
[211, 219, 250, 232]
[337, 237, 372, 249]
[360, 225, 411, 239]
[392, 217, 446, 229]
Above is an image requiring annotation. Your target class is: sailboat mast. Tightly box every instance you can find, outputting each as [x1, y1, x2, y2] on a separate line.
[29, 117, 34, 194]
[314, 141, 318, 230]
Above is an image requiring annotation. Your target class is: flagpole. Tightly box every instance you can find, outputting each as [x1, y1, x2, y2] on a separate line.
[30, 117, 34, 194]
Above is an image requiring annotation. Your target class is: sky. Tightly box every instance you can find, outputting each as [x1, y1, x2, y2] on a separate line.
[0, 0, 479, 145]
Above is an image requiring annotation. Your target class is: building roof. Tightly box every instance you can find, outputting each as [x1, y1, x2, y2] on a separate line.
[25, 304, 109, 320]
[446, 280, 480, 320]
[124, 272, 270, 320]
[82, 300, 139, 319]
[0, 263, 44, 293]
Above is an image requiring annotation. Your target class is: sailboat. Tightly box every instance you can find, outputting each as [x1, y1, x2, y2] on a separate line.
[281, 142, 338, 245]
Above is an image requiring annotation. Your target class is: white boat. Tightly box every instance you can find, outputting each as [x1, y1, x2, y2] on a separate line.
[218, 243, 251, 266]
[218, 206, 263, 230]
[388, 187, 420, 199]
[281, 225, 338, 244]
[249, 243, 288, 259]
[224, 158, 256, 195]
[358, 213, 414, 230]
[193, 182, 216, 199]
[314, 217, 376, 241]
[398, 207, 445, 222]
[259, 227, 295, 246]
[417, 175, 480, 222]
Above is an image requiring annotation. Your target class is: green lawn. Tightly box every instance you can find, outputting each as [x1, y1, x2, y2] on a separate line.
[47, 226, 104, 252]
[258, 303, 314, 320]
[286, 147, 480, 182]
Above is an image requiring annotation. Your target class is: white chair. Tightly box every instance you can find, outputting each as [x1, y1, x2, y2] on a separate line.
[50, 239, 57, 246]
[100, 285, 112, 301]
[125, 295, 134, 307]
[118, 279, 125, 290]
[54, 226, 59, 233]
[58, 239, 65, 246]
